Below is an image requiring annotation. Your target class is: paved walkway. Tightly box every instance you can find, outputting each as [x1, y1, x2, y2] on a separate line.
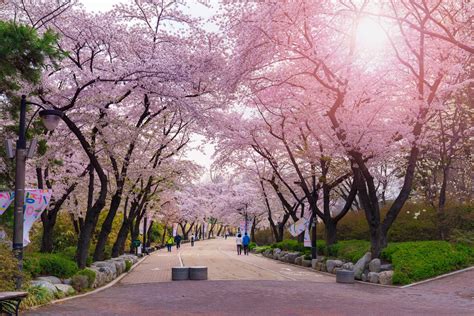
[27, 238, 474, 315]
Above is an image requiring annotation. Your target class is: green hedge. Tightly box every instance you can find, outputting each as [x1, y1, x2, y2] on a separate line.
[24, 253, 78, 278]
[248, 242, 257, 250]
[327, 240, 370, 262]
[270, 239, 327, 256]
[76, 268, 96, 288]
[381, 240, 474, 285]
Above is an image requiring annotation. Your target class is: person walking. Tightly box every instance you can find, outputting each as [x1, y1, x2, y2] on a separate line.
[175, 234, 182, 249]
[190, 234, 195, 247]
[242, 232, 251, 255]
[236, 233, 242, 255]
[166, 235, 174, 252]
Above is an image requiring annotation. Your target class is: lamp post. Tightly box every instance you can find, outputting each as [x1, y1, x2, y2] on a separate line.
[12, 95, 63, 289]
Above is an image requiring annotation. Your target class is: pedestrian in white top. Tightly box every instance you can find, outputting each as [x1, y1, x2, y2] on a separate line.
[236, 233, 243, 255]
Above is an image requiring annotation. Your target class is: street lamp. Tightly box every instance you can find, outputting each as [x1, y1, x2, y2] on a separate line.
[12, 95, 62, 289]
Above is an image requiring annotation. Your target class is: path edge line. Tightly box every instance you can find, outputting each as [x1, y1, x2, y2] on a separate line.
[400, 265, 474, 288]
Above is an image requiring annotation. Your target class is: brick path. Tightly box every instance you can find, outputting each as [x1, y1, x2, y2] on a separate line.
[26, 238, 474, 315]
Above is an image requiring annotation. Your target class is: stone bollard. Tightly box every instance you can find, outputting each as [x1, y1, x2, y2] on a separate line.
[172, 267, 190, 281]
[189, 266, 208, 280]
[336, 269, 355, 284]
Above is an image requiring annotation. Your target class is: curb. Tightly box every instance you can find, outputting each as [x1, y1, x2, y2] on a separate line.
[27, 254, 149, 310]
[256, 254, 399, 288]
[400, 265, 474, 288]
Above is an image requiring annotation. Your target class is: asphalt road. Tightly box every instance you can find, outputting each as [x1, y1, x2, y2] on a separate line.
[27, 238, 474, 316]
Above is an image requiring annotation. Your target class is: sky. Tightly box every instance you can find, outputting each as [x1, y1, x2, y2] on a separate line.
[79, 0, 217, 176]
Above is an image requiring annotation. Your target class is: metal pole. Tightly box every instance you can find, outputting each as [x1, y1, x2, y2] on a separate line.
[13, 95, 27, 289]
[142, 216, 147, 255]
[244, 211, 248, 235]
[311, 210, 317, 260]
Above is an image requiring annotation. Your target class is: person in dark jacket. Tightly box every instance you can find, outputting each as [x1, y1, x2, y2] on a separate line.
[242, 233, 251, 255]
[175, 235, 182, 249]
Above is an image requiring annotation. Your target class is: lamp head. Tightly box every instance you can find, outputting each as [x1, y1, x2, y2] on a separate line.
[39, 109, 63, 131]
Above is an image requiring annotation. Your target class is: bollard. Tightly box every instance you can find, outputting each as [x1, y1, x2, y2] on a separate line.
[189, 266, 208, 280]
[336, 269, 355, 284]
[172, 267, 189, 281]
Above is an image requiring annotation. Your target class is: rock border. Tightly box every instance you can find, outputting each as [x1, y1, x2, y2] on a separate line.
[254, 248, 400, 289]
[27, 254, 148, 310]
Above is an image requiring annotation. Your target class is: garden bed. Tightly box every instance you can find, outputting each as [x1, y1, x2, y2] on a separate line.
[254, 239, 474, 285]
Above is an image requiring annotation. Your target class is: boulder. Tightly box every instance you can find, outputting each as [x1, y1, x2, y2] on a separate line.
[63, 278, 72, 285]
[286, 252, 300, 264]
[369, 259, 381, 273]
[379, 271, 394, 285]
[92, 261, 117, 281]
[380, 264, 393, 272]
[89, 267, 107, 288]
[342, 262, 354, 271]
[361, 273, 368, 282]
[354, 252, 372, 280]
[316, 256, 326, 263]
[302, 259, 312, 267]
[273, 248, 282, 260]
[320, 262, 327, 272]
[368, 272, 379, 283]
[30, 280, 58, 295]
[263, 249, 273, 257]
[36, 276, 62, 284]
[118, 254, 138, 264]
[110, 259, 126, 275]
[277, 251, 288, 261]
[311, 259, 318, 269]
[295, 256, 304, 265]
[55, 284, 75, 296]
[326, 260, 343, 274]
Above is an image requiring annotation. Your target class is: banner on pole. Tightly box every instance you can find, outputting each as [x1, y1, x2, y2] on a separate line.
[172, 223, 178, 237]
[0, 190, 53, 245]
[288, 215, 312, 248]
[239, 219, 251, 235]
[0, 192, 14, 215]
[288, 217, 309, 237]
[304, 228, 311, 247]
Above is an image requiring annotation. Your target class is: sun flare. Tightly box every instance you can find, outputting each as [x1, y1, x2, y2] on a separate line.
[355, 17, 388, 52]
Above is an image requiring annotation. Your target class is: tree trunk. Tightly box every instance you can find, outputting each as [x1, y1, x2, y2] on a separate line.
[40, 217, 55, 253]
[93, 190, 122, 261]
[217, 225, 223, 237]
[324, 219, 337, 246]
[146, 221, 153, 247]
[161, 224, 168, 246]
[112, 218, 131, 257]
[437, 166, 449, 240]
[250, 216, 257, 243]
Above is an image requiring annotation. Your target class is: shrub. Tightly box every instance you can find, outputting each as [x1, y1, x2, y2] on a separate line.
[55, 246, 93, 267]
[381, 241, 474, 285]
[125, 260, 132, 272]
[254, 245, 271, 253]
[319, 203, 473, 243]
[449, 229, 474, 247]
[24, 253, 78, 278]
[20, 285, 55, 310]
[76, 268, 96, 288]
[248, 242, 257, 250]
[0, 243, 24, 291]
[71, 274, 89, 292]
[269, 239, 327, 255]
[326, 240, 370, 262]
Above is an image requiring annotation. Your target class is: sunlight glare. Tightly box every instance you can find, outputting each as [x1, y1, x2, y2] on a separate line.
[355, 17, 387, 52]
